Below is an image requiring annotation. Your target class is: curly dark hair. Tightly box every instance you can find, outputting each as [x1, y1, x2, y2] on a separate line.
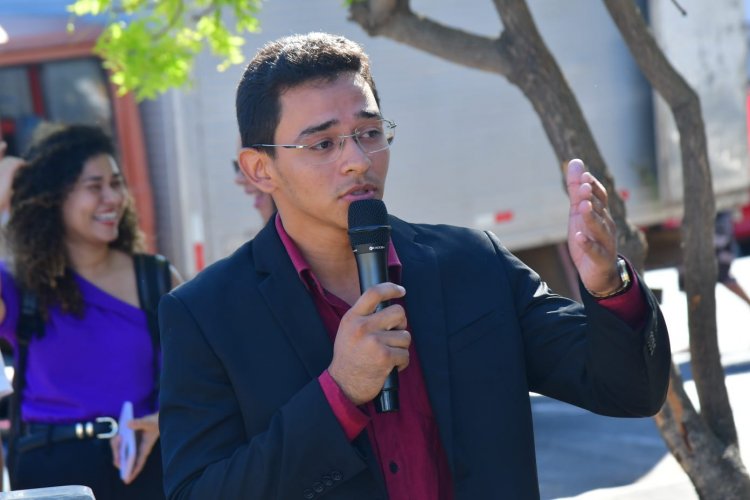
[6, 124, 144, 318]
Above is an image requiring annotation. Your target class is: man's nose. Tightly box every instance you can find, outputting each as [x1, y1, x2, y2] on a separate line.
[339, 134, 370, 173]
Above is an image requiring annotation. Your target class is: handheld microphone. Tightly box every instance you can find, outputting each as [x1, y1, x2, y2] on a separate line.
[347, 199, 399, 413]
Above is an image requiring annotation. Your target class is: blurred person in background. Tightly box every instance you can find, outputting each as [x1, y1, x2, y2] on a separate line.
[711, 210, 750, 306]
[679, 210, 750, 307]
[0, 124, 180, 498]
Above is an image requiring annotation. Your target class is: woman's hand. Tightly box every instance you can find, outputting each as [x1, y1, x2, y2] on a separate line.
[110, 411, 160, 484]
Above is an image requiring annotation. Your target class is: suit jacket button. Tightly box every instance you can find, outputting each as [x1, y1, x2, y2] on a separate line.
[313, 482, 324, 493]
[331, 471, 342, 481]
[303, 489, 314, 499]
[321, 475, 333, 487]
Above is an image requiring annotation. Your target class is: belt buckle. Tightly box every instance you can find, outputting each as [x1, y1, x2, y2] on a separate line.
[95, 416, 119, 439]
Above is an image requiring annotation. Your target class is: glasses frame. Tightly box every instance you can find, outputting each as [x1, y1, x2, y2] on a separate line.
[250, 118, 396, 166]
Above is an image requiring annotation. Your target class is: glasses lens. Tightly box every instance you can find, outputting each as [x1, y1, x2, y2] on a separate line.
[300, 119, 396, 166]
[356, 120, 395, 155]
[232, 159, 240, 173]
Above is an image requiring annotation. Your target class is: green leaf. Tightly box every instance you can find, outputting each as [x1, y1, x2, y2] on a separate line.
[70, 0, 265, 99]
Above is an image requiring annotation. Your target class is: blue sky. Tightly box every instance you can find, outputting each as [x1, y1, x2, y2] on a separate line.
[0, 0, 74, 15]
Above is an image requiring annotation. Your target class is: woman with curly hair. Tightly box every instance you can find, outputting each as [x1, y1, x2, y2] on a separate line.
[0, 124, 180, 498]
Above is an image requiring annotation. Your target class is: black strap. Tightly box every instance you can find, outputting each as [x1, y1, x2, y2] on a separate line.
[11, 290, 44, 443]
[133, 253, 172, 406]
[134, 253, 171, 345]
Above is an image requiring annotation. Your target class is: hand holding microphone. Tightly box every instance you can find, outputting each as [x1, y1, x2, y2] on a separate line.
[328, 282, 409, 408]
[327, 199, 407, 412]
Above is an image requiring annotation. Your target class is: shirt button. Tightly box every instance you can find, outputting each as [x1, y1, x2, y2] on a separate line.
[321, 475, 333, 487]
[303, 489, 314, 499]
[331, 471, 342, 481]
[313, 482, 324, 493]
[389, 461, 399, 474]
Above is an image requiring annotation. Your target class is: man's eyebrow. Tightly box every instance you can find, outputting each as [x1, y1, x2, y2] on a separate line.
[357, 110, 382, 120]
[297, 119, 339, 140]
[295, 111, 382, 140]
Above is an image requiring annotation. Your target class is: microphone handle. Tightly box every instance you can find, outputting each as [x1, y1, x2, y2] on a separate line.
[354, 247, 400, 413]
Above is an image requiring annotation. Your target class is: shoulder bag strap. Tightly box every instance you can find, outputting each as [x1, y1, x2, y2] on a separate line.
[11, 291, 44, 439]
[134, 253, 172, 407]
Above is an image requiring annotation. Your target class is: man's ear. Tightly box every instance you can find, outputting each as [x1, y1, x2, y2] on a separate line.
[238, 147, 274, 194]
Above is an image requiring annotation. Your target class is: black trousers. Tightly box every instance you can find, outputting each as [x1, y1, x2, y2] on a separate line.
[8, 437, 165, 500]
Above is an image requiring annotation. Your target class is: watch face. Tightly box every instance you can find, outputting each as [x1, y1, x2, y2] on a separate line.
[617, 258, 631, 287]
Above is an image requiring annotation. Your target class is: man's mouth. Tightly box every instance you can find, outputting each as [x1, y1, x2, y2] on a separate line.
[343, 185, 378, 199]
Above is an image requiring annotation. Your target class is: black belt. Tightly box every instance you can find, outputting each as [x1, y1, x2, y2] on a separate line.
[17, 417, 119, 454]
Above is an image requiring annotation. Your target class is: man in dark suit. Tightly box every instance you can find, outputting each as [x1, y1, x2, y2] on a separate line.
[158, 32, 670, 500]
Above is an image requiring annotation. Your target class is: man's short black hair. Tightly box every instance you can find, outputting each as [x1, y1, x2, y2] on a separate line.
[236, 32, 381, 157]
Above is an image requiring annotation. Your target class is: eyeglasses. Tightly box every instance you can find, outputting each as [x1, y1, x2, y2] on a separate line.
[251, 119, 396, 166]
[232, 159, 240, 174]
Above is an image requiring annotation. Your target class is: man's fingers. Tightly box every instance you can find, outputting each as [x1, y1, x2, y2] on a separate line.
[567, 159, 610, 214]
[378, 329, 411, 349]
[565, 159, 585, 187]
[579, 202, 613, 241]
[581, 171, 609, 207]
[350, 282, 405, 316]
[387, 345, 411, 371]
[374, 303, 407, 331]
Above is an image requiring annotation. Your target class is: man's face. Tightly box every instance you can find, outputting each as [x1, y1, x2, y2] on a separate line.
[264, 72, 389, 236]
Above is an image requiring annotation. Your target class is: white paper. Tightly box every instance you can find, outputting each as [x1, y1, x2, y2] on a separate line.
[118, 401, 136, 481]
[0, 355, 13, 399]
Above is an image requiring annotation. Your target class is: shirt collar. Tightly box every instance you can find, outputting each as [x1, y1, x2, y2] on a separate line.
[275, 213, 402, 292]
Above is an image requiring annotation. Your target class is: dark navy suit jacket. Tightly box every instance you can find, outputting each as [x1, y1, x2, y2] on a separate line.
[158, 216, 670, 500]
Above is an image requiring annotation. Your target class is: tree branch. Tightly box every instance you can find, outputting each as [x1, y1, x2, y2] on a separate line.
[349, 0, 513, 76]
[655, 366, 750, 497]
[153, 1, 185, 40]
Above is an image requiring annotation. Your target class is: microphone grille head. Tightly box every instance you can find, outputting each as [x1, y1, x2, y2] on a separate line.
[348, 199, 390, 247]
[348, 199, 388, 227]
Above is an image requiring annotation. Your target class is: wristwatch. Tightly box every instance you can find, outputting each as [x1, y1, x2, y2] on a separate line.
[586, 257, 632, 299]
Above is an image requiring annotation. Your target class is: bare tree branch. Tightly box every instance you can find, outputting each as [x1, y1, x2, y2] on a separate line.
[349, 0, 513, 76]
[670, 0, 688, 16]
[153, 1, 185, 40]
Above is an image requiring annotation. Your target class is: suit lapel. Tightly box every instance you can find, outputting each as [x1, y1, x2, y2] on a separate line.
[392, 218, 455, 468]
[253, 221, 333, 379]
[252, 220, 387, 495]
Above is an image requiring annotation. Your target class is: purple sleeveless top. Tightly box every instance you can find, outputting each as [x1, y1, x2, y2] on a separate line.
[0, 262, 158, 423]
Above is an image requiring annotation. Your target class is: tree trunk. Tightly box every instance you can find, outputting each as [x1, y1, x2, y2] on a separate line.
[657, 365, 750, 498]
[602, 1, 750, 496]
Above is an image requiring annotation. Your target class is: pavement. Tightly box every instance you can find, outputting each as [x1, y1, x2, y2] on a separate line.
[534, 258, 750, 499]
